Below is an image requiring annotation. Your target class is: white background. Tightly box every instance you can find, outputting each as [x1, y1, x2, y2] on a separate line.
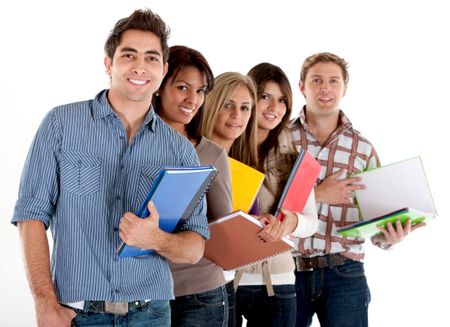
[1, 0, 448, 326]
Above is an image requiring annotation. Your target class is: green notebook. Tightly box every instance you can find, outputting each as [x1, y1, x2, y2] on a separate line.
[337, 207, 433, 239]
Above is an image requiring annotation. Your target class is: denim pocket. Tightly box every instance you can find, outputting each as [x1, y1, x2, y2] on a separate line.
[193, 286, 226, 307]
[273, 284, 296, 299]
[60, 150, 102, 196]
[333, 260, 365, 278]
[141, 300, 170, 317]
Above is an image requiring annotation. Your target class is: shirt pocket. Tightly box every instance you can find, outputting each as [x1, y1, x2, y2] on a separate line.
[134, 164, 162, 210]
[60, 150, 102, 196]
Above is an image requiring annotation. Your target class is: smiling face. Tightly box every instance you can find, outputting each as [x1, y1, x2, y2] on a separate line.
[158, 66, 207, 134]
[300, 61, 347, 118]
[256, 81, 287, 137]
[104, 29, 168, 110]
[211, 84, 253, 148]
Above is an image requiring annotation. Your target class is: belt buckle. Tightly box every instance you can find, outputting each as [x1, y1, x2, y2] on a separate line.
[295, 256, 314, 272]
[104, 301, 128, 315]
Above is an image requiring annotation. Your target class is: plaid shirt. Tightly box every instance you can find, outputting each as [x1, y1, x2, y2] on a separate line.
[288, 107, 380, 261]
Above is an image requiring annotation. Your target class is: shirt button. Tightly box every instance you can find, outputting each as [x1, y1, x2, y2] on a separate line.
[114, 289, 120, 294]
[116, 195, 121, 200]
[114, 227, 119, 232]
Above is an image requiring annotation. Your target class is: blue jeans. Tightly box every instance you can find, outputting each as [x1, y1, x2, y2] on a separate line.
[71, 300, 170, 326]
[225, 281, 236, 327]
[170, 285, 228, 327]
[295, 259, 371, 327]
[236, 284, 296, 327]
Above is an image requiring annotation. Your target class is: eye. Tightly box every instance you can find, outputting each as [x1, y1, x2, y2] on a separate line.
[241, 105, 250, 111]
[122, 53, 135, 60]
[280, 98, 287, 105]
[177, 85, 188, 91]
[261, 93, 270, 101]
[224, 102, 233, 110]
[146, 56, 159, 62]
[330, 78, 339, 84]
[197, 88, 207, 95]
[312, 78, 322, 84]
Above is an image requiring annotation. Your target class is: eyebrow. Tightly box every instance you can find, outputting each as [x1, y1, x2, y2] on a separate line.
[173, 79, 207, 88]
[119, 47, 162, 57]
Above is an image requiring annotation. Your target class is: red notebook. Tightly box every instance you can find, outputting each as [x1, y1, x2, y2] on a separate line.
[275, 149, 321, 219]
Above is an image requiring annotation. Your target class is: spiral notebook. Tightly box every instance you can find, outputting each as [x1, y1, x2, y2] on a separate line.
[204, 210, 295, 270]
[117, 165, 217, 258]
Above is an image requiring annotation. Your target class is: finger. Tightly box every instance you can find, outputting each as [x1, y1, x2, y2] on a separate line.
[402, 219, 412, 234]
[330, 169, 346, 179]
[385, 222, 398, 240]
[346, 184, 366, 191]
[147, 201, 159, 220]
[411, 222, 426, 232]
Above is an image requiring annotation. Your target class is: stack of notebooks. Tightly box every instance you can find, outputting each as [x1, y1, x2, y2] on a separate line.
[205, 150, 321, 270]
[337, 156, 437, 239]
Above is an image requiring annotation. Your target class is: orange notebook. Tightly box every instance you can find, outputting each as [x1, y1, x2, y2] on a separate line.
[228, 157, 265, 213]
[275, 149, 321, 219]
[204, 210, 294, 270]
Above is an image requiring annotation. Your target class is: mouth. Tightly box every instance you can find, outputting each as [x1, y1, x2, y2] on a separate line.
[128, 78, 149, 86]
[225, 122, 242, 129]
[179, 105, 195, 114]
[318, 96, 333, 103]
[262, 113, 277, 121]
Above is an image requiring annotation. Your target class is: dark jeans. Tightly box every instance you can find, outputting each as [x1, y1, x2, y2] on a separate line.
[295, 259, 371, 327]
[71, 300, 170, 326]
[225, 281, 236, 327]
[170, 285, 228, 327]
[236, 284, 296, 327]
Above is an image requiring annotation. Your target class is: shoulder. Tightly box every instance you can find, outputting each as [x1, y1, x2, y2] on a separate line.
[196, 137, 228, 165]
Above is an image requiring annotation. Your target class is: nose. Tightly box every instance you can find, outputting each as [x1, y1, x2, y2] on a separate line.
[230, 107, 241, 118]
[185, 90, 199, 107]
[320, 82, 330, 93]
[132, 57, 148, 75]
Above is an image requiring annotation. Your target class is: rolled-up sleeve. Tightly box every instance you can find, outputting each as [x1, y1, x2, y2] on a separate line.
[12, 110, 60, 228]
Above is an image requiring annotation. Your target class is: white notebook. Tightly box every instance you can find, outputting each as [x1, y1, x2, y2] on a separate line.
[354, 156, 437, 219]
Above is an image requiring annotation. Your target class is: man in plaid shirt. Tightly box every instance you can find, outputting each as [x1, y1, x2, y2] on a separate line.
[289, 52, 424, 327]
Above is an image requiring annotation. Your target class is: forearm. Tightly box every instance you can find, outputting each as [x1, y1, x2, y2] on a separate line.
[155, 230, 205, 264]
[18, 220, 58, 302]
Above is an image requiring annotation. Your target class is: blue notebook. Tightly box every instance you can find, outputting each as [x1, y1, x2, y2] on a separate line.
[117, 165, 217, 258]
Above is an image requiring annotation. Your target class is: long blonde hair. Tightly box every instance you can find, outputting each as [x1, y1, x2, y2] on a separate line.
[201, 72, 258, 168]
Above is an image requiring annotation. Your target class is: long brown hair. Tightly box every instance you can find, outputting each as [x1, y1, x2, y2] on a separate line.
[247, 62, 293, 172]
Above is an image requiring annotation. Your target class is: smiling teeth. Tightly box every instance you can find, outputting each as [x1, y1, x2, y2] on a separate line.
[179, 106, 194, 114]
[129, 79, 146, 85]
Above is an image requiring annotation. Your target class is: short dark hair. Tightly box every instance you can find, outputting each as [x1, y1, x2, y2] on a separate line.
[104, 9, 171, 63]
[300, 52, 349, 84]
[153, 45, 214, 142]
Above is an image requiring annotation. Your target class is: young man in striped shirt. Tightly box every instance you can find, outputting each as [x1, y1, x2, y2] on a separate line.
[12, 9, 208, 327]
[289, 52, 424, 327]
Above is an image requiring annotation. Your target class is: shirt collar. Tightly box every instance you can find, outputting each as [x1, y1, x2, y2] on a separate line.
[297, 105, 354, 131]
[92, 89, 156, 131]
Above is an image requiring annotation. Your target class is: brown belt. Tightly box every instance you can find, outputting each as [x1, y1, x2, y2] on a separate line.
[294, 254, 348, 271]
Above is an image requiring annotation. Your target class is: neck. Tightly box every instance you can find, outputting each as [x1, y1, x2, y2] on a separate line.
[305, 108, 340, 145]
[257, 128, 269, 147]
[107, 91, 152, 143]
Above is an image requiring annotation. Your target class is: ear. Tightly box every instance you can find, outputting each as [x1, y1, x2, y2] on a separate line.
[104, 56, 112, 77]
[162, 62, 169, 79]
[342, 83, 348, 97]
[299, 81, 306, 98]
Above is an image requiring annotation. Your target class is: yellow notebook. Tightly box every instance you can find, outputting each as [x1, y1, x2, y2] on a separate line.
[228, 157, 265, 212]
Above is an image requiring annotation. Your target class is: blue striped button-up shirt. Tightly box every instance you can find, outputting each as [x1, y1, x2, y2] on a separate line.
[12, 90, 209, 302]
